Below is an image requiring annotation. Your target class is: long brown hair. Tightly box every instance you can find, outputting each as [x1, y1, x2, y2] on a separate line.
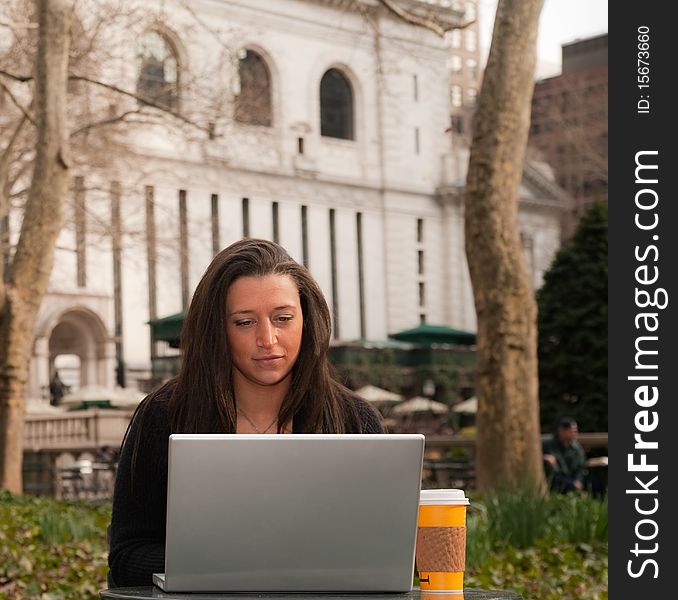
[136, 239, 362, 437]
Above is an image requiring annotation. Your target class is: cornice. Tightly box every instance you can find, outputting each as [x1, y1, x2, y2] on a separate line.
[299, 0, 464, 29]
[522, 159, 574, 209]
[435, 160, 574, 214]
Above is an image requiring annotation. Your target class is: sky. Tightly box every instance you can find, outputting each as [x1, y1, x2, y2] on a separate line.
[478, 0, 609, 78]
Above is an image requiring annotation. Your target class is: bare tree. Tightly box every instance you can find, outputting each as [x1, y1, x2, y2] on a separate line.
[0, 0, 273, 491]
[464, 0, 546, 492]
[0, 0, 71, 492]
[529, 76, 608, 237]
[373, 0, 547, 492]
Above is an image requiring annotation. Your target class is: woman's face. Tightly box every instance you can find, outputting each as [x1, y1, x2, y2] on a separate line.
[225, 274, 303, 389]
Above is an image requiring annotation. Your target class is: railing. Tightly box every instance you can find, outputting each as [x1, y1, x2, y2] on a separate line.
[56, 459, 117, 501]
[22, 413, 607, 496]
[424, 432, 608, 453]
[24, 409, 133, 452]
[422, 432, 608, 490]
[23, 410, 132, 498]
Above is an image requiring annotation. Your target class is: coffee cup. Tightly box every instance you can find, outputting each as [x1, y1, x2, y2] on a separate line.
[416, 488, 469, 593]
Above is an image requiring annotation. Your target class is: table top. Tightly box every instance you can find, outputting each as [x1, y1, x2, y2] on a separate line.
[100, 588, 522, 600]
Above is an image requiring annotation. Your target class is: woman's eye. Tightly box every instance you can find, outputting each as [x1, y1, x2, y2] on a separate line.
[235, 319, 255, 327]
[275, 315, 293, 323]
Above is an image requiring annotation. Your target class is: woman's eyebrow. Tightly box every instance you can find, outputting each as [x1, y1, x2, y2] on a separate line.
[228, 305, 297, 316]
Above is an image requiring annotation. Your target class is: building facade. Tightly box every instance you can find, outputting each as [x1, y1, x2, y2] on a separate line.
[529, 33, 608, 237]
[2, 0, 568, 408]
[446, 0, 481, 144]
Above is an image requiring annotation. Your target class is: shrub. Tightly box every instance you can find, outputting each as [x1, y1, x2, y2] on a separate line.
[0, 491, 111, 599]
[537, 202, 608, 432]
[0, 489, 607, 599]
[464, 488, 608, 598]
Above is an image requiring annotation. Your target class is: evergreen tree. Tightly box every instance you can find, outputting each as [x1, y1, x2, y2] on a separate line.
[537, 203, 608, 432]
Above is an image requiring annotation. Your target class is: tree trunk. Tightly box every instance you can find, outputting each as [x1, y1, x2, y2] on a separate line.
[464, 0, 545, 492]
[0, 0, 71, 492]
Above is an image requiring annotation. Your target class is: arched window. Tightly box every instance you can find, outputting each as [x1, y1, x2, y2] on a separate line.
[136, 31, 179, 110]
[234, 49, 272, 127]
[320, 69, 354, 140]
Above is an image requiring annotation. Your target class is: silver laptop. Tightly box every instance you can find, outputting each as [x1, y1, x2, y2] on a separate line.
[153, 433, 424, 592]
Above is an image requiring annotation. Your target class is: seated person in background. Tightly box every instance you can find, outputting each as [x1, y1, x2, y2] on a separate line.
[108, 239, 384, 587]
[542, 416, 587, 494]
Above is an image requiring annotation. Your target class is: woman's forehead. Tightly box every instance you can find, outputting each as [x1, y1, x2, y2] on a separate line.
[226, 274, 300, 311]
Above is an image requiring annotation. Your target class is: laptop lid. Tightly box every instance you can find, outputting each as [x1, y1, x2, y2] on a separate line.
[159, 433, 424, 592]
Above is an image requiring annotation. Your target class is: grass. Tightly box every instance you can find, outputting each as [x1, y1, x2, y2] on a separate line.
[467, 489, 608, 559]
[465, 489, 608, 599]
[0, 488, 607, 599]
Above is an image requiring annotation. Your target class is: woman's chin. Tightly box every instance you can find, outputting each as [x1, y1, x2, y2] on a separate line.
[250, 369, 292, 388]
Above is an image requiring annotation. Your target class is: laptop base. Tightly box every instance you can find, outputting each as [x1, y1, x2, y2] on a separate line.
[152, 573, 166, 590]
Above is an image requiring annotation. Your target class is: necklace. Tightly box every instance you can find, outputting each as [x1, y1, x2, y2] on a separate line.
[237, 408, 278, 434]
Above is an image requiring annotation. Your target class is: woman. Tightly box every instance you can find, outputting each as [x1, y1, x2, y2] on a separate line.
[108, 239, 383, 586]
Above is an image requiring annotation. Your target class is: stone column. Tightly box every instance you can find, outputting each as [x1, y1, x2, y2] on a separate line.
[29, 336, 51, 407]
[98, 339, 117, 389]
[84, 346, 97, 388]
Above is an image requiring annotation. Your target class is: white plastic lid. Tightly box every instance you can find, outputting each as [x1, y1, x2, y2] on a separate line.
[419, 488, 470, 505]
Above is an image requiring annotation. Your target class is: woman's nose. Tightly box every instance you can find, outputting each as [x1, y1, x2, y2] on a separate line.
[257, 321, 277, 347]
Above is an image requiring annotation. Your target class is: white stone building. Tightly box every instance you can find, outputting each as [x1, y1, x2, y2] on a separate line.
[19, 0, 568, 407]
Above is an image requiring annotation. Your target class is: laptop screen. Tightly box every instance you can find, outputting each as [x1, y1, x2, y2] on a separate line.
[160, 434, 424, 592]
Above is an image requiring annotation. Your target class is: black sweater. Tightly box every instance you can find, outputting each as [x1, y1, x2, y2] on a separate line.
[108, 387, 385, 587]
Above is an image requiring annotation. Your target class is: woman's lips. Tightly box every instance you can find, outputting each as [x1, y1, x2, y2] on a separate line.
[253, 355, 284, 367]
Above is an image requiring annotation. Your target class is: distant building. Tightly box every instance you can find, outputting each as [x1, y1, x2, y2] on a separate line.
[529, 33, 608, 237]
[0, 0, 568, 408]
[446, 0, 481, 144]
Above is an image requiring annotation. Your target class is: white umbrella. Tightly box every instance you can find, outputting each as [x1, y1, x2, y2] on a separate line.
[108, 386, 147, 408]
[392, 396, 449, 415]
[355, 385, 403, 404]
[62, 385, 145, 409]
[452, 396, 477, 414]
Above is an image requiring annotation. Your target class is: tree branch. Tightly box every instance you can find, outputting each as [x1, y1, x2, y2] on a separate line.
[0, 117, 29, 176]
[69, 74, 213, 135]
[70, 108, 146, 137]
[0, 68, 32, 83]
[375, 0, 475, 37]
[0, 20, 38, 31]
[1, 69, 213, 135]
[0, 81, 35, 126]
[176, 0, 231, 47]
[4, 164, 32, 205]
[352, 0, 378, 32]
[9, 187, 29, 201]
